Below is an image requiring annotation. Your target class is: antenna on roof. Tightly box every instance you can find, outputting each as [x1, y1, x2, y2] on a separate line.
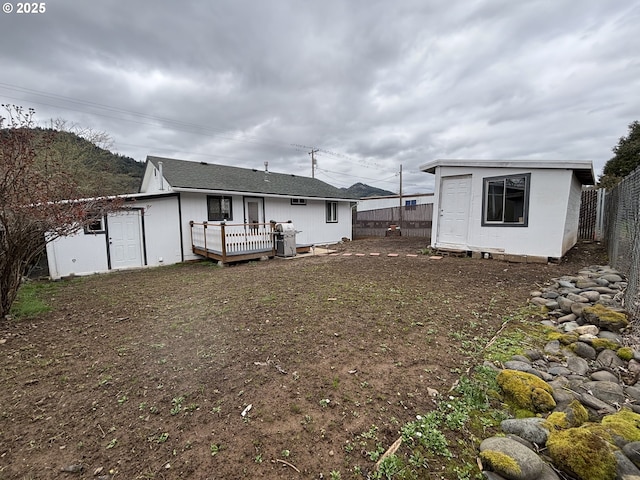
[264, 161, 269, 173]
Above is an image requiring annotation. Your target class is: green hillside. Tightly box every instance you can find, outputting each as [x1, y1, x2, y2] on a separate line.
[44, 129, 144, 196]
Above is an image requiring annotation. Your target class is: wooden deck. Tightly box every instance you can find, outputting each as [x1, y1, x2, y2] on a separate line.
[190, 221, 276, 264]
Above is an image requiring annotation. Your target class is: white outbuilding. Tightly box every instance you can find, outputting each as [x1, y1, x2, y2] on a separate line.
[419, 159, 595, 261]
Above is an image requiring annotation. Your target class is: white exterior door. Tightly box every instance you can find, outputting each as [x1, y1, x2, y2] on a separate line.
[108, 210, 143, 269]
[244, 197, 264, 226]
[437, 176, 471, 246]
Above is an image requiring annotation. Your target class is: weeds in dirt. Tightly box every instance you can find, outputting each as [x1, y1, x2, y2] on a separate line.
[360, 365, 505, 479]
[150, 432, 169, 444]
[170, 396, 185, 415]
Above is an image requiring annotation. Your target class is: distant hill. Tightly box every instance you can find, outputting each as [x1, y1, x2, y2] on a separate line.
[11, 130, 397, 198]
[10, 128, 145, 196]
[341, 182, 395, 198]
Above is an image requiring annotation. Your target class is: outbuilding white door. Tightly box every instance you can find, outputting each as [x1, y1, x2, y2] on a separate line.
[437, 175, 471, 246]
[108, 210, 143, 269]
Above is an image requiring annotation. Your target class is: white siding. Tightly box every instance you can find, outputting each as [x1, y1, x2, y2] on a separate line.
[46, 196, 184, 279]
[180, 193, 353, 256]
[46, 229, 109, 279]
[140, 163, 168, 193]
[432, 166, 574, 258]
[142, 196, 183, 266]
[264, 197, 352, 245]
[178, 192, 209, 261]
[562, 174, 583, 255]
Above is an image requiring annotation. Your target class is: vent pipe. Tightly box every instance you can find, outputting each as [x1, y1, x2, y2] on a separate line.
[264, 161, 269, 173]
[158, 161, 164, 191]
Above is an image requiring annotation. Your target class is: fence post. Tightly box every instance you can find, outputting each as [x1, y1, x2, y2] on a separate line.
[220, 222, 227, 261]
[595, 188, 606, 241]
[203, 222, 207, 252]
[189, 221, 194, 252]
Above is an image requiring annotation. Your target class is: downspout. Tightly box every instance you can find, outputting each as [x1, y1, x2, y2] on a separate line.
[159, 161, 164, 191]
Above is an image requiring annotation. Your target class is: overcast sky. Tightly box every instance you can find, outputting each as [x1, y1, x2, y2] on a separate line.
[1, 1, 638, 193]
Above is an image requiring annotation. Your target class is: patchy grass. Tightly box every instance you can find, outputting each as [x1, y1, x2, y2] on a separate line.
[10, 280, 59, 318]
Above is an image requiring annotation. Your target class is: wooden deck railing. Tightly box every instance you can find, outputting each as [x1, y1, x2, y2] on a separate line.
[189, 221, 276, 263]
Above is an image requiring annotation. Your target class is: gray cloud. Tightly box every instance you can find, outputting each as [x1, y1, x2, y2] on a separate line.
[1, 0, 638, 194]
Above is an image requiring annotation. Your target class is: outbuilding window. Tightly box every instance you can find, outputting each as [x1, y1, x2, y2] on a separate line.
[326, 201, 338, 223]
[84, 215, 105, 234]
[482, 174, 530, 226]
[207, 195, 233, 221]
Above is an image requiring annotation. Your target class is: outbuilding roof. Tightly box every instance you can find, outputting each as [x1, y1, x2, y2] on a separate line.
[419, 159, 595, 185]
[146, 156, 357, 199]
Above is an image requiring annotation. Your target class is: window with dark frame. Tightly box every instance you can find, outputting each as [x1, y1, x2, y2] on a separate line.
[482, 174, 530, 226]
[207, 195, 233, 221]
[84, 215, 105, 234]
[326, 201, 338, 223]
[405, 199, 417, 210]
[291, 198, 307, 205]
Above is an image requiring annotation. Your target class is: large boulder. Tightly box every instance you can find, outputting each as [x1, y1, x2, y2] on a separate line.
[583, 304, 629, 333]
[479, 436, 545, 480]
[497, 370, 556, 414]
[547, 426, 617, 480]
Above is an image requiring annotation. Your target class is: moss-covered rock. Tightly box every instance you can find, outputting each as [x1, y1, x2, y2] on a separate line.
[547, 427, 617, 480]
[546, 331, 563, 341]
[497, 369, 556, 414]
[546, 400, 589, 430]
[546, 412, 569, 430]
[617, 347, 635, 361]
[558, 333, 579, 345]
[479, 450, 522, 479]
[583, 304, 629, 333]
[601, 409, 640, 443]
[590, 338, 621, 352]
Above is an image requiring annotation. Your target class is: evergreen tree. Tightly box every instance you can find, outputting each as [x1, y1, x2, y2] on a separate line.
[599, 121, 640, 188]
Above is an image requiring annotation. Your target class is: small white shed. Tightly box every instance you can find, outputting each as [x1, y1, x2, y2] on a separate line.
[419, 159, 595, 260]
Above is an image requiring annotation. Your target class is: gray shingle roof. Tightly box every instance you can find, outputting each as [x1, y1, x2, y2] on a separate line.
[147, 156, 357, 199]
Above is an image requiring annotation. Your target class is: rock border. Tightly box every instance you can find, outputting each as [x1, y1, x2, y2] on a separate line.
[479, 265, 640, 480]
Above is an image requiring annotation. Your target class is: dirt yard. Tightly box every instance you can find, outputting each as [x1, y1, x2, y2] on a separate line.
[0, 237, 607, 479]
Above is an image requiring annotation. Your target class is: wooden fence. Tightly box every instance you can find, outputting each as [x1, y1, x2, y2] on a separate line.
[354, 204, 433, 238]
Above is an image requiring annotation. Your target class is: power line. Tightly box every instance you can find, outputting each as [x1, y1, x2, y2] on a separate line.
[0, 82, 404, 181]
[0, 83, 295, 151]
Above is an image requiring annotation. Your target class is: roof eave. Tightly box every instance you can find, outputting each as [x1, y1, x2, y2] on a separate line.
[171, 186, 354, 201]
[420, 159, 595, 184]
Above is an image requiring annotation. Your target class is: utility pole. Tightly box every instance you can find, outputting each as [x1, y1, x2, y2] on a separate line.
[309, 148, 319, 178]
[399, 164, 403, 231]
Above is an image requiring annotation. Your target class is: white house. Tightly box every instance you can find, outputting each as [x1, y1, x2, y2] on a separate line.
[46, 156, 356, 278]
[356, 193, 434, 212]
[419, 159, 595, 260]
